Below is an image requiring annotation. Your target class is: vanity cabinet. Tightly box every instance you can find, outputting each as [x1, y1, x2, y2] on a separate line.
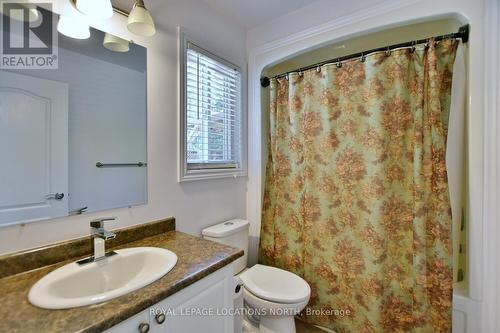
[105, 309, 151, 333]
[106, 265, 234, 333]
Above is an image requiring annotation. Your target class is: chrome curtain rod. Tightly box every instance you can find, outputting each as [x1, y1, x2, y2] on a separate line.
[260, 24, 469, 87]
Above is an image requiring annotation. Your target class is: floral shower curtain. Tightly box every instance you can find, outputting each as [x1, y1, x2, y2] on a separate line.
[260, 39, 458, 332]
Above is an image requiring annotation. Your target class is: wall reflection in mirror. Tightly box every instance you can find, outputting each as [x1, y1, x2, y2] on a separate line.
[0, 9, 147, 226]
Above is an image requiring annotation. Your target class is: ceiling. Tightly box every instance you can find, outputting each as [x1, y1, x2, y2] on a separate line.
[199, 0, 319, 29]
[111, 0, 319, 29]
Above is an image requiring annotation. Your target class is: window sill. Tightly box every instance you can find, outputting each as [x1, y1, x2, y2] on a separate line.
[178, 169, 247, 182]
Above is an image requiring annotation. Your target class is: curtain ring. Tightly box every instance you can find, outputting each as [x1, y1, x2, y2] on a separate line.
[409, 41, 416, 53]
[285, 74, 289, 81]
[360, 52, 366, 62]
[335, 59, 342, 68]
[316, 65, 321, 73]
[298, 70, 304, 77]
[385, 47, 391, 57]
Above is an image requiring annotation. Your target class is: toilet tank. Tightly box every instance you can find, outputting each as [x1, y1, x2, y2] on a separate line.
[202, 219, 249, 274]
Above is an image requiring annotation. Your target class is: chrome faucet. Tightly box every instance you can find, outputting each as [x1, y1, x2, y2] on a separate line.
[77, 217, 117, 265]
[91, 217, 117, 240]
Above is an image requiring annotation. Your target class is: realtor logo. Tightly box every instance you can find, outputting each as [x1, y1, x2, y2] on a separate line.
[1, 1, 58, 69]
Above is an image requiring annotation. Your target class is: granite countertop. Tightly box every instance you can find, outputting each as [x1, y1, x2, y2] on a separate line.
[0, 220, 243, 333]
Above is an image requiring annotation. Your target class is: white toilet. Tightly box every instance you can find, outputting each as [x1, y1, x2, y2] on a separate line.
[202, 219, 311, 333]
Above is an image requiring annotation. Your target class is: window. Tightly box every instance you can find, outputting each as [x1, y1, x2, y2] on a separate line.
[180, 36, 244, 181]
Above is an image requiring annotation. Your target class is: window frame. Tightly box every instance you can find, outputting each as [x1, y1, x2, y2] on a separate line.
[178, 29, 246, 182]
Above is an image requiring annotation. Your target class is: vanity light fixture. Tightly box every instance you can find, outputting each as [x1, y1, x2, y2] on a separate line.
[57, 14, 90, 39]
[76, 0, 113, 20]
[103, 33, 130, 52]
[67, 0, 156, 39]
[127, 0, 156, 37]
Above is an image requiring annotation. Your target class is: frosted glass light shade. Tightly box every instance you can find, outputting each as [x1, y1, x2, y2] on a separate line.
[0, 1, 40, 22]
[57, 15, 90, 39]
[24, 5, 40, 23]
[103, 33, 130, 52]
[127, 4, 155, 37]
[76, 0, 113, 20]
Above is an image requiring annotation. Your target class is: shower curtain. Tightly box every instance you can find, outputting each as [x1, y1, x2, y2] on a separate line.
[446, 43, 467, 288]
[260, 39, 459, 332]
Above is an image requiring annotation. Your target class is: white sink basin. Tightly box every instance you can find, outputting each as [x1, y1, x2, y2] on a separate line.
[28, 247, 177, 309]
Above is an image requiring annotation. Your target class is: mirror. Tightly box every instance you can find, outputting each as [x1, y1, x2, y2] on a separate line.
[0, 8, 147, 226]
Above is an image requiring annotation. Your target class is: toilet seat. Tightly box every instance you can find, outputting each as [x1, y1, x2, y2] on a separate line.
[239, 264, 310, 304]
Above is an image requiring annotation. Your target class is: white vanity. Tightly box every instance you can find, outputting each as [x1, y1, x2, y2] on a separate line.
[0, 218, 242, 333]
[106, 265, 234, 333]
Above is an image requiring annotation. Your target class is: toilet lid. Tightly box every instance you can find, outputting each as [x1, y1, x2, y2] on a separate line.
[239, 264, 311, 304]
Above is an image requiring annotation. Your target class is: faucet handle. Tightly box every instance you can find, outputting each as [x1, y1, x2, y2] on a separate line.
[90, 217, 117, 228]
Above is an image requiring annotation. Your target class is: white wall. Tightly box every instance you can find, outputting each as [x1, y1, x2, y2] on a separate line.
[0, 0, 247, 255]
[246, 0, 490, 331]
[246, 0, 389, 49]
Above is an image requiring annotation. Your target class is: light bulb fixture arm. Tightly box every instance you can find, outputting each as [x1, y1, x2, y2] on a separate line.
[134, 0, 146, 9]
[69, 0, 130, 17]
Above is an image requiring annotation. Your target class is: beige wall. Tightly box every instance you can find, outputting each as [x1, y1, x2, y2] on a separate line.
[265, 18, 461, 76]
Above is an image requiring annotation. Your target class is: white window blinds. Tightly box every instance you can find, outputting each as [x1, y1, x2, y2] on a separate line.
[185, 42, 241, 171]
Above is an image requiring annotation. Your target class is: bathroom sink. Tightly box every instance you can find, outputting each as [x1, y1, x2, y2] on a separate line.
[28, 247, 177, 309]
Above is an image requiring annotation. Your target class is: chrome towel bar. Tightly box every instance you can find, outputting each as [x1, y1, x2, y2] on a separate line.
[96, 162, 147, 168]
